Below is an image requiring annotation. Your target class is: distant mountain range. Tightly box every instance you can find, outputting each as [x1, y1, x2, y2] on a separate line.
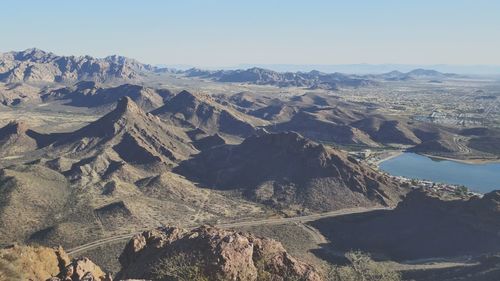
[0, 49, 470, 87]
[0, 48, 155, 83]
[183, 67, 378, 90]
[174, 63, 500, 75]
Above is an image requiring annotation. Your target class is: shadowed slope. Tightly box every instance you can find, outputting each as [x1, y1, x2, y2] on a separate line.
[176, 132, 402, 211]
[152, 90, 268, 137]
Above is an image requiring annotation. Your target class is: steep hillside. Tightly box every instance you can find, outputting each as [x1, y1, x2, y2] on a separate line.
[152, 90, 268, 137]
[0, 82, 43, 106]
[0, 165, 70, 244]
[273, 111, 378, 147]
[249, 104, 298, 122]
[176, 132, 402, 211]
[46, 96, 197, 166]
[311, 189, 500, 261]
[0, 121, 42, 157]
[351, 116, 421, 145]
[43, 82, 173, 111]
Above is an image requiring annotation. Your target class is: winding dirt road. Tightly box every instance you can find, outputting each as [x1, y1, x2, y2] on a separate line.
[67, 206, 388, 256]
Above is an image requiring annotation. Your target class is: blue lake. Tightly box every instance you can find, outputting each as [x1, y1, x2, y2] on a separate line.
[379, 153, 500, 193]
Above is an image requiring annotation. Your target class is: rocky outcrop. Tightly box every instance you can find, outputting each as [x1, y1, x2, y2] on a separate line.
[48, 257, 111, 281]
[0, 120, 41, 157]
[0, 244, 110, 281]
[118, 226, 322, 281]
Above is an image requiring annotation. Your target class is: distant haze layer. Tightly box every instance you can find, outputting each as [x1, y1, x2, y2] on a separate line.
[165, 64, 500, 75]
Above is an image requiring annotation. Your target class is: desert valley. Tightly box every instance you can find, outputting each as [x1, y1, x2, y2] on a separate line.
[0, 46, 499, 281]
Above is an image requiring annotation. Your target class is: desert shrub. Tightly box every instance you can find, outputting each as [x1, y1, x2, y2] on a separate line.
[325, 251, 401, 281]
[254, 256, 309, 281]
[150, 252, 209, 281]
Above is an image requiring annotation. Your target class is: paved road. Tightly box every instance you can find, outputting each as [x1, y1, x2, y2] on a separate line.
[67, 206, 388, 255]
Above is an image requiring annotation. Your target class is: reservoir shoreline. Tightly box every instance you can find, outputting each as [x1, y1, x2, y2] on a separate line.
[378, 152, 500, 193]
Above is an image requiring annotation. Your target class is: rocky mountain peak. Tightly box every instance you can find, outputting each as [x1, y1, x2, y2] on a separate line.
[0, 120, 29, 136]
[173, 89, 198, 102]
[114, 96, 142, 116]
[13, 48, 54, 61]
[240, 131, 328, 159]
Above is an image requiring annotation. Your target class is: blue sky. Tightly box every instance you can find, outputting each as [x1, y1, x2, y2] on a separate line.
[1, 0, 499, 66]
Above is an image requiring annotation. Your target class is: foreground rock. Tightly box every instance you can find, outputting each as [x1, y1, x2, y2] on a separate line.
[118, 225, 323, 281]
[0, 245, 110, 281]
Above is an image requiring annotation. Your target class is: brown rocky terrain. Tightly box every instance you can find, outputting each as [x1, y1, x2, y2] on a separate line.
[0, 82, 43, 106]
[0, 165, 70, 243]
[152, 90, 268, 138]
[177, 131, 403, 212]
[42, 82, 173, 111]
[0, 97, 270, 250]
[0, 244, 110, 281]
[1, 226, 324, 281]
[272, 111, 379, 147]
[117, 225, 323, 281]
[1, 48, 498, 281]
[45, 96, 197, 167]
[351, 116, 421, 145]
[0, 121, 42, 157]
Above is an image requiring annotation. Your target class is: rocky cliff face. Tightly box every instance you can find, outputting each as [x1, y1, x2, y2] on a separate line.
[118, 226, 323, 281]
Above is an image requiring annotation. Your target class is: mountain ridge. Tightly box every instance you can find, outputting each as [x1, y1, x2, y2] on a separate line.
[0, 48, 155, 83]
[176, 131, 403, 212]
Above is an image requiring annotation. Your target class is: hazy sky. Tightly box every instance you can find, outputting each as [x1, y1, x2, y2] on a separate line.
[2, 0, 499, 67]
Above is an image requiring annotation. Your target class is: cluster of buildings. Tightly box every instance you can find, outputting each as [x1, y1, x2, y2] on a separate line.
[387, 174, 481, 198]
[349, 149, 483, 198]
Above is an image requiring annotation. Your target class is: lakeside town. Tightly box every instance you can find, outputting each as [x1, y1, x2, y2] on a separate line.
[350, 149, 483, 199]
